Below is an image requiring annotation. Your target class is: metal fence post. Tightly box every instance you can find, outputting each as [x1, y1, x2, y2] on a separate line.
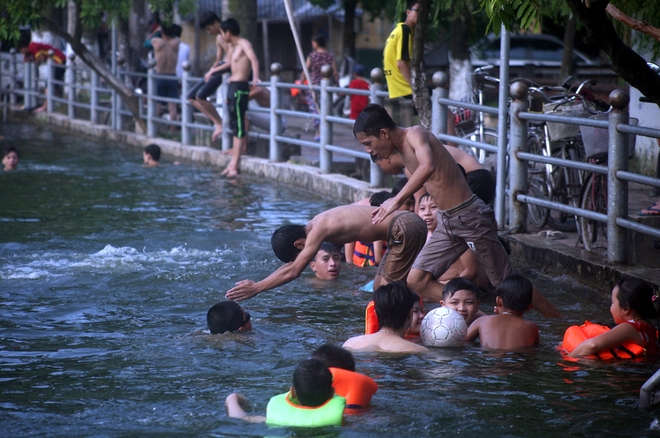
[431, 71, 448, 137]
[111, 20, 118, 130]
[91, 69, 98, 124]
[508, 81, 529, 232]
[9, 49, 17, 106]
[181, 62, 191, 145]
[607, 89, 630, 264]
[147, 61, 156, 138]
[269, 62, 282, 162]
[46, 52, 54, 113]
[221, 72, 231, 151]
[68, 54, 76, 119]
[369, 68, 384, 106]
[319, 65, 333, 174]
[24, 60, 33, 109]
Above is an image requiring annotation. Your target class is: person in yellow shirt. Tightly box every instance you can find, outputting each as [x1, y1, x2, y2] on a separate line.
[383, 1, 418, 99]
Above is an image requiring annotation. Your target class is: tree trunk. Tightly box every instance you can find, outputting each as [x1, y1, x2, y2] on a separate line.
[41, 17, 146, 132]
[448, 8, 473, 101]
[559, 14, 577, 84]
[411, 0, 431, 128]
[566, 0, 660, 106]
[343, 0, 357, 59]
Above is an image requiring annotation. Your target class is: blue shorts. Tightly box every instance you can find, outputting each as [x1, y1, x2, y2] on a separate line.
[156, 75, 179, 99]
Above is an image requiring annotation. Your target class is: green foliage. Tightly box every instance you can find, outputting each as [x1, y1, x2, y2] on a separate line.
[609, 0, 660, 59]
[0, 0, 195, 41]
[478, 0, 542, 34]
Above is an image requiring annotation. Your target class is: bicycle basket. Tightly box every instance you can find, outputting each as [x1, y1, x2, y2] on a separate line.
[579, 114, 638, 160]
[451, 93, 477, 137]
[543, 103, 590, 141]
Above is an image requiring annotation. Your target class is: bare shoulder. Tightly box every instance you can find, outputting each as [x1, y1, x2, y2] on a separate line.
[342, 335, 368, 350]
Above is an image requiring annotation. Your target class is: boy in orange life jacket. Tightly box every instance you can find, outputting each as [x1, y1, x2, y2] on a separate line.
[310, 344, 378, 412]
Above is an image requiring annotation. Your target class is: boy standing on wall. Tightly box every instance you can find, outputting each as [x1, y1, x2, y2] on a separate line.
[353, 104, 561, 318]
[187, 12, 230, 142]
[218, 18, 260, 178]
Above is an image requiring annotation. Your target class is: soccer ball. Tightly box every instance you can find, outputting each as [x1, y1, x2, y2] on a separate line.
[421, 307, 467, 347]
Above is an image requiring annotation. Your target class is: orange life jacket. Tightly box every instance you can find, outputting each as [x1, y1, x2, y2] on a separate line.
[558, 320, 646, 360]
[353, 241, 377, 267]
[329, 367, 378, 412]
[365, 299, 421, 340]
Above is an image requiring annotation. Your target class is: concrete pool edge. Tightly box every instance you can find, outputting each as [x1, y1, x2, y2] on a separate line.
[24, 113, 660, 293]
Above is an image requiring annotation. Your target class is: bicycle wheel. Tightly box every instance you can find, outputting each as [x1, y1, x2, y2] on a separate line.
[547, 145, 581, 232]
[526, 133, 550, 228]
[462, 128, 498, 166]
[579, 172, 608, 251]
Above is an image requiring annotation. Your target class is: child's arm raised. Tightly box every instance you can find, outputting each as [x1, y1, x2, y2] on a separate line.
[568, 322, 641, 357]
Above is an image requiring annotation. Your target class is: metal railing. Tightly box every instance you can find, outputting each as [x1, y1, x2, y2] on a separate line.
[3, 51, 660, 265]
[432, 72, 660, 265]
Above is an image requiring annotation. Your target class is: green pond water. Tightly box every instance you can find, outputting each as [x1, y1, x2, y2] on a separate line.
[1, 122, 659, 437]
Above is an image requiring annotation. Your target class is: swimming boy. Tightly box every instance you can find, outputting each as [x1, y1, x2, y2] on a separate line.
[354, 104, 561, 318]
[343, 282, 428, 353]
[225, 358, 345, 426]
[207, 301, 252, 334]
[143, 144, 161, 167]
[226, 205, 426, 301]
[218, 18, 260, 178]
[310, 242, 342, 280]
[3, 146, 19, 171]
[440, 277, 483, 327]
[465, 274, 539, 350]
[310, 344, 378, 411]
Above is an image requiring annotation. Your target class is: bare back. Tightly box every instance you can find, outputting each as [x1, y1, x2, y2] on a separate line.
[399, 126, 473, 210]
[469, 315, 539, 350]
[306, 205, 398, 246]
[343, 332, 428, 353]
[153, 37, 180, 74]
[444, 144, 486, 173]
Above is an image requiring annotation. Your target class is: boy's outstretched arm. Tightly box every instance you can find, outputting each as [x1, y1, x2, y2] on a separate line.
[532, 287, 563, 319]
[226, 238, 322, 301]
[226, 393, 266, 423]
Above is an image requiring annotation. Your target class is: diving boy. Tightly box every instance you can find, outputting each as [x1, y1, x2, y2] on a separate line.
[353, 104, 561, 318]
[343, 282, 428, 353]
[465, 274, 539, 350]
[226, 205, 426, 301]
[225, 358, 345, 427]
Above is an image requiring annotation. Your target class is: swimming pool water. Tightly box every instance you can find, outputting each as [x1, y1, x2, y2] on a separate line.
[1, 123, 659, 437]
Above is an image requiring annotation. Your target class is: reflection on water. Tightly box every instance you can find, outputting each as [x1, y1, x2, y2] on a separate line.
[1, 123, 659, 436]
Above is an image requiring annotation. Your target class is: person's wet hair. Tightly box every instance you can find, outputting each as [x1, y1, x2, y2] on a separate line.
[220, 18, 240, 36]
[496, 274, 533, 313]
[144, 143, 161, 161]
[161, 23, 177, 38]
[292, 359, 334, 407]
[207, 301, 250, 334]
[312, 33, 326, 48]
[616, 277, 659, 321]
[353, 104, 396, 138]
[200, 11, 219, 29]
[315, 241, 340, 260]
[271, 224, 306, 262]
[310, 344, 356, 372]
[374, 282, 418, 330]
[370, 190, 393, 207]
[3, 146, 19, 158]
[443, 277, 480, 300]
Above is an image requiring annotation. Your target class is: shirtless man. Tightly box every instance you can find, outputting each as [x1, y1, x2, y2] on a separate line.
[226, 205, 426, 301]
[343, 282, 427, 354]
[187, 12, 230, 142]
[149, 24, 180, 129]
[219, 18, 260, 178]
[354, 104, 561, 318]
